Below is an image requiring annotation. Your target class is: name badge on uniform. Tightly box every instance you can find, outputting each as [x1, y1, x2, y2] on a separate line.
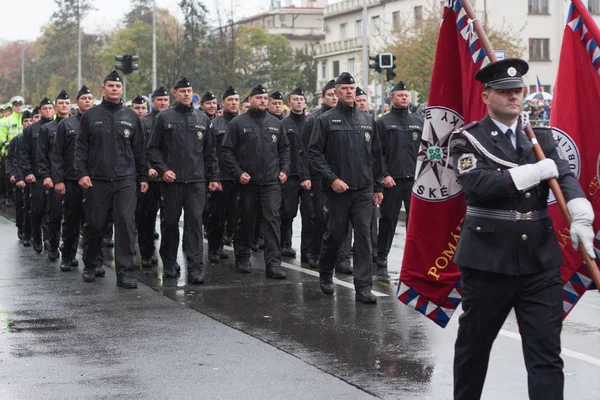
[331, 119, 342, 124]
[457, 153, 477, 174]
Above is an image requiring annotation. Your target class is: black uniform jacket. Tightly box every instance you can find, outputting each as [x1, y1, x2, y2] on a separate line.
[147, 102, 219, 184]
[52, 113, 82, 183]
[6, 133, 21, 179]
[303, 104, 332, 178]
[450, 115, 585, 275]
[221, 108, 290, 185]
[209, 110, 237, 182]
[281, 111, 310, 181]
[375, 108, 423, 179]
[37, 116, 64, 181]
[75, 99, 147, 183]
[308, 101, 384, 192]
[17, 117, 52, 180]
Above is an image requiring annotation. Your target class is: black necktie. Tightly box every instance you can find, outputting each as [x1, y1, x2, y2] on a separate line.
[505, 128, 515, 149]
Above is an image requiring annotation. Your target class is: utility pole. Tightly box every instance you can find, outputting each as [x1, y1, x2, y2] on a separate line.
[152, 0, 157, 90]
[77, 0, 82, 88]
[380, 69, 385, 114]
[361, 0, 368, 88]
[20, 40, 25, 96]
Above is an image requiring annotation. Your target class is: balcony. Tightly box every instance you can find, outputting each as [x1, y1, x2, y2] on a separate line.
[315, 37, 363, 57]
[325, 0, 379, 17]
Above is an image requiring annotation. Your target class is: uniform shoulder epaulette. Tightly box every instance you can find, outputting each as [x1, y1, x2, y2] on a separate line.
[456, 120, 480, 133]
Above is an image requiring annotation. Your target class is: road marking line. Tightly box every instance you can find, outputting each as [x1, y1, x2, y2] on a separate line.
[221, 244, 389, 297]
[499, 329, 600, 367]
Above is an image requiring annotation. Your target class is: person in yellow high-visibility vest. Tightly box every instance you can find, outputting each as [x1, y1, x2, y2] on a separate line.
[0, 96, 24, 203]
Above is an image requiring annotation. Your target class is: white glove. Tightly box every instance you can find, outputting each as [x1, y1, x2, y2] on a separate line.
[567, 197, 596, 259]
[508, 159, 559, 191]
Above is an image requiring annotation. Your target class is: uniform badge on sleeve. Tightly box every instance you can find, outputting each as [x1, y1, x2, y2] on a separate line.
[272, 134, 277, 143]
[197, 131, 204, 140]
[365, 132, 371, 142]
[412, 132, 418, 141]
[123, 129, 131, 138]
[457, 153, 477, 174]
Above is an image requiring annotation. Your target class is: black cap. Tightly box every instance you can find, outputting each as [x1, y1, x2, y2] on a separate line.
[241, 96, 249, 104]
[356, 87, 367, 97]
[21, 110, 32, 119]
[322, 79, 336, 95]
[103, 70, 122, 83]
[31, 107, 39, 115]
[151, 86, 169, 98]
[174, 76, 192, 89]
[391, 81, 408, 92]
[132, 94, 147, 104]
[289, 87, 304, 97]
[77, 85, 92, 99]
[39, 97, 53, 108]
[475, 58, 528, 89]
[249, 85, 268, 97]
[56, 90, 69, 100]
[269, 91, 283, 100]
[222, 85, 238, 99]
[217, 103, 223, 110]
[335, 72, 355, 85]
[201, 91, 216, 103]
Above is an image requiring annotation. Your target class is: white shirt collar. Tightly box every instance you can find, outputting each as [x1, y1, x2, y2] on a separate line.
[490, 118, 518, 134]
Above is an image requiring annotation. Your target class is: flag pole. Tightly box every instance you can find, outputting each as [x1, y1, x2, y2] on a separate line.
[460, 0, 600, 291]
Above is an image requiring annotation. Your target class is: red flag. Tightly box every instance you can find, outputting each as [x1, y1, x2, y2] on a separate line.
[396, 0, 488, 327]
[548, 0, 600, 317]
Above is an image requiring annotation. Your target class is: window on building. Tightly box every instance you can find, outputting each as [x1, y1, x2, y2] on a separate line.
[355, 19, 363, 37]
[371, 16, 380, 35]
[529, 38, 550, 61]
[414, 6, 423, 21]
[590, 0, 600, 14]
[340, 23, 347, 40]
[279, 14, 286, 25]
[528, 0, 549, 14]
[333, 60, 340, 78]
[348, 58, 355, 75]
[528, 84, 551, 94]
[267, 19, 273, 28]
[392, 11, 400, 30]
[321, 60, 327, 80]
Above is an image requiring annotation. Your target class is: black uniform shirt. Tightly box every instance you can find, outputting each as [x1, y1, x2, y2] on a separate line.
[209, 110, 237, 182]
[281, 111, 309, 181]
[37, 116, 64, 180]
[17, 117, 52, 179]
[52, 113, 82, 183]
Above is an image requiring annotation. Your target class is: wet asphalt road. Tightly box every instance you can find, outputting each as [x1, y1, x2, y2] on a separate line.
[1, 204, 600, 399]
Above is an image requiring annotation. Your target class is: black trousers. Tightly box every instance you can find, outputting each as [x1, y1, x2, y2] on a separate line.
[61, 180, 84, 260]
[319, 187, 374, 290]
[21, 185, 31, 240]
[235, 184, 282, 268]
[30, 181, 62, 249]
[280, 176, 313, 256]
[377, 178, 413, 257]
[159, 182, 205, 271]
[454, 267, 564, 400]
[82, 180, 137, 277]
[311, 178, 351, 263]
[206, 180, 237, 254]
[136, 181, 160, 259]
[14, 186, 25, 234]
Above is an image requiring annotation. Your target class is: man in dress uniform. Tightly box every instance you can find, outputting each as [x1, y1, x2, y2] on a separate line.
[75, 70, 148, 288]
[52, 85, 94, 272]
[222, 84, 290, 278]
[201, 91, 218, 119]
[268, 91, 284, 120]
[131, 94, 149, 118]
[450, 58, 595, 399]
[279, 86, 312, 260]
[147, 76, 220, 284]
[206, 85, 239, 264]
[137, 86, 170, 268]
[16, 97, 55, 254]
[309, 72, 384, 303]
[375, 81, 423, 268]
[38, 90, 72, 261]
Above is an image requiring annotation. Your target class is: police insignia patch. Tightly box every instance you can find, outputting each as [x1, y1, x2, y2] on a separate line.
[272, 134, 277, 143]
[197, 131, 203, 140]
[457, 153, 477, 174]
[365, 132, 371, 142]
[412, 131, 418, 141]
[123, 129, 130, 138]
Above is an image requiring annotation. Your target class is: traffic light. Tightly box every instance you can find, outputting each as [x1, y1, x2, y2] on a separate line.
[115, 54, 140, 75]
[379, 53, 394, 69]
[385, 55, 397, 81]
[369, 55, 382, 73]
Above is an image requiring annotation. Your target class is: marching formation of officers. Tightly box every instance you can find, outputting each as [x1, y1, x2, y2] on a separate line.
[0, 69, 423, 303]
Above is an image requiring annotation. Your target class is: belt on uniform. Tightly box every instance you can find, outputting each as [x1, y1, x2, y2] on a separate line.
[466, 206, 548, 222]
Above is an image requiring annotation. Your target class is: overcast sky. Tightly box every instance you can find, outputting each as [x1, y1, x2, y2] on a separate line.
[1, 0, 293, 43]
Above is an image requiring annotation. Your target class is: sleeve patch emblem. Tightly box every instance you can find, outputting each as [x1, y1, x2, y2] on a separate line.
[457, 153, 477, 174]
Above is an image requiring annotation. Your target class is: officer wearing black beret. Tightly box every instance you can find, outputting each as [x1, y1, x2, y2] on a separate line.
[201, 91, 217, 119]
[450, 58, 595, 399]
[355, 87, 368, 112]
[268, 90, 284, 120]
[309, 72, 385, 303]
[131, 94, 148, 118]
[222, 84, 290, 278]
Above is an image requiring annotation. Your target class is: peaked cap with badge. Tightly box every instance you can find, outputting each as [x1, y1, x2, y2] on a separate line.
[475, 58, 528, 89]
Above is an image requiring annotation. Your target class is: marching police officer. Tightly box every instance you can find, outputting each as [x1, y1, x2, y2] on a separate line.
[280, 86, 312, 260]
[355, 87, 368, 112]
[309, 72, 384, 303]
[52, 85, 94, 272]
[375, 81, 423, 268]
[450, 58, 595, 399]
[75, 70, 148, 288]
[0, 95, 24, 204]
[137, 86, 170, 268]
[201, 91, 218, 119]
[147, 76, 220, 284]
[240, 97, 250, 114]
[131, 94, 149, 118]
[206, 85, 239, 263]
[38, 90, 72, 261]
[268, 91, 284, 120]
[222, 84, 290, 278]
[16, 97, 55, 254]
